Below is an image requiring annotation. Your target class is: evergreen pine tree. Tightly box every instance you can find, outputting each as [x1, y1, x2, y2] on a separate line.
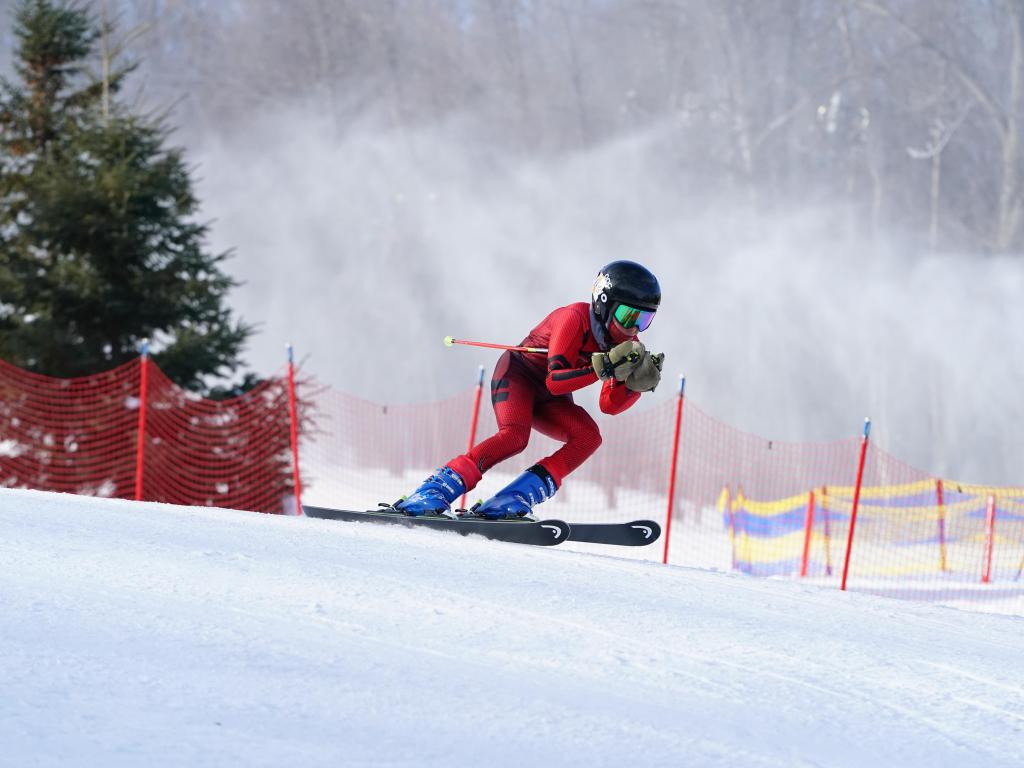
[0, 0, 251, 393]
[0, 2, 296, 513]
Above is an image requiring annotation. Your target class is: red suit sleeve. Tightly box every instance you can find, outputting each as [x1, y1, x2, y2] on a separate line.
[543, 306, 642, 414]
[600, 377, 640, 415]
[544, 309, 599, 396]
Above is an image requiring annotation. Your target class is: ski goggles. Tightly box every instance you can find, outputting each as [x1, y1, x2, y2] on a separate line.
[613, 303, 656, 331]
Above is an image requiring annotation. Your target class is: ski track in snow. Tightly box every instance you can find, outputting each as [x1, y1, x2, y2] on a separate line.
[1, 488, 1022, 767]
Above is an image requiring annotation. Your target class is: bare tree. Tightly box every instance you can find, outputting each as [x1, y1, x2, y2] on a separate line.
[859, 0, 1023, 252]
[82, 0, 1024, 254]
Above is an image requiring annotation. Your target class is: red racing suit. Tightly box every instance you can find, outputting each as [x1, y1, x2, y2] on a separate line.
[446, 302, 641, 492]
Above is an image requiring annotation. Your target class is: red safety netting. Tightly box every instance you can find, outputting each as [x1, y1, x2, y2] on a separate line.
[300, 385, 478, 510]
[301, 377, 1024, 615]
[0, 357, 140, 497]
[141, 362, 295, 513]
[0, 356, 296, 514]
[3, 351, 1021, 614]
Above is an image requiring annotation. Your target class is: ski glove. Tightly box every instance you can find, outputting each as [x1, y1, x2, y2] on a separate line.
[625, 351, 664, 392]
[591, 340, 646, 381]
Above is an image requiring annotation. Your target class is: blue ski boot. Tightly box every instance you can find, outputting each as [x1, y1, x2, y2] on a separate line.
[394, 466, 467, 517]
[475, 465, 558, 520]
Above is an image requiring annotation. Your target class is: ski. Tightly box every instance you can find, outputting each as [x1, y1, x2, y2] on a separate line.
[302, 505, 570, 547]
[565, 519, 661, 546]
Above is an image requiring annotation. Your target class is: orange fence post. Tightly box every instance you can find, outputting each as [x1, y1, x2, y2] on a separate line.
[459, 366, 485, 510]
[841, 418, 871, 591]
[800, 490, 816, 577]
[981, 494, 997, 584]
[661, 376, 685, 566]
[133, 341, 150, 501]
[936, 478, 948, 572]
[286, 344, 304, 517]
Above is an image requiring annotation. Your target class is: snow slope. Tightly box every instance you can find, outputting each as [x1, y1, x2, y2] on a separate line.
[1, 488, 1022, 767]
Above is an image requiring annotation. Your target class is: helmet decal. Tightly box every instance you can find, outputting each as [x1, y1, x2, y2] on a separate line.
[591, 261, 660, 334]
[592, 271, 612, 303]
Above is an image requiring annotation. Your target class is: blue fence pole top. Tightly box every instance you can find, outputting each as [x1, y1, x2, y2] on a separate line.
[286, 343, 294, 364]
[863, 418, 872, 439]
[140, 339, 150, 357]
[477, 365, 485, 386]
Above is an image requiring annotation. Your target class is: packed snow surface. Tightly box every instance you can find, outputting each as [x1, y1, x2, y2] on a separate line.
[1, 489, 1022, 767]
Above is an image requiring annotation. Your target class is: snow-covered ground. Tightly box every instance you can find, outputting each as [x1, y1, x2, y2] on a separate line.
[2, 489, 1022, 767]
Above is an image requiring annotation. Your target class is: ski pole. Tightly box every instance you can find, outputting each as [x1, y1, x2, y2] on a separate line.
[444, 336, 548, 354]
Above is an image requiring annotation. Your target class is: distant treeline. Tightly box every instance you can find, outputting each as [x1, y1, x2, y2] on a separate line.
[3, 0, 1015, 255]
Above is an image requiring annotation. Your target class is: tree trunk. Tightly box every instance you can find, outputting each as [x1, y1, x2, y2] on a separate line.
[712, 4, 757, 208]
[557, 4, 591, 150]
[839, 6, 884, 239]
[929, 151, 941, 254]
[995, 0, 1023, 250]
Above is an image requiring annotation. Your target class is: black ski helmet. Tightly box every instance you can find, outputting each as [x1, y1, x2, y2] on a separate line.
[591, 260, 661, 329]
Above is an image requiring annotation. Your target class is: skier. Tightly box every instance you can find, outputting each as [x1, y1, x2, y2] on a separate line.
[396, 260, 663, 520]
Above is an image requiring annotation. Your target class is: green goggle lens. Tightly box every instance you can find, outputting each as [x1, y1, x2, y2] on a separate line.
[613, 303, 656, 331]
